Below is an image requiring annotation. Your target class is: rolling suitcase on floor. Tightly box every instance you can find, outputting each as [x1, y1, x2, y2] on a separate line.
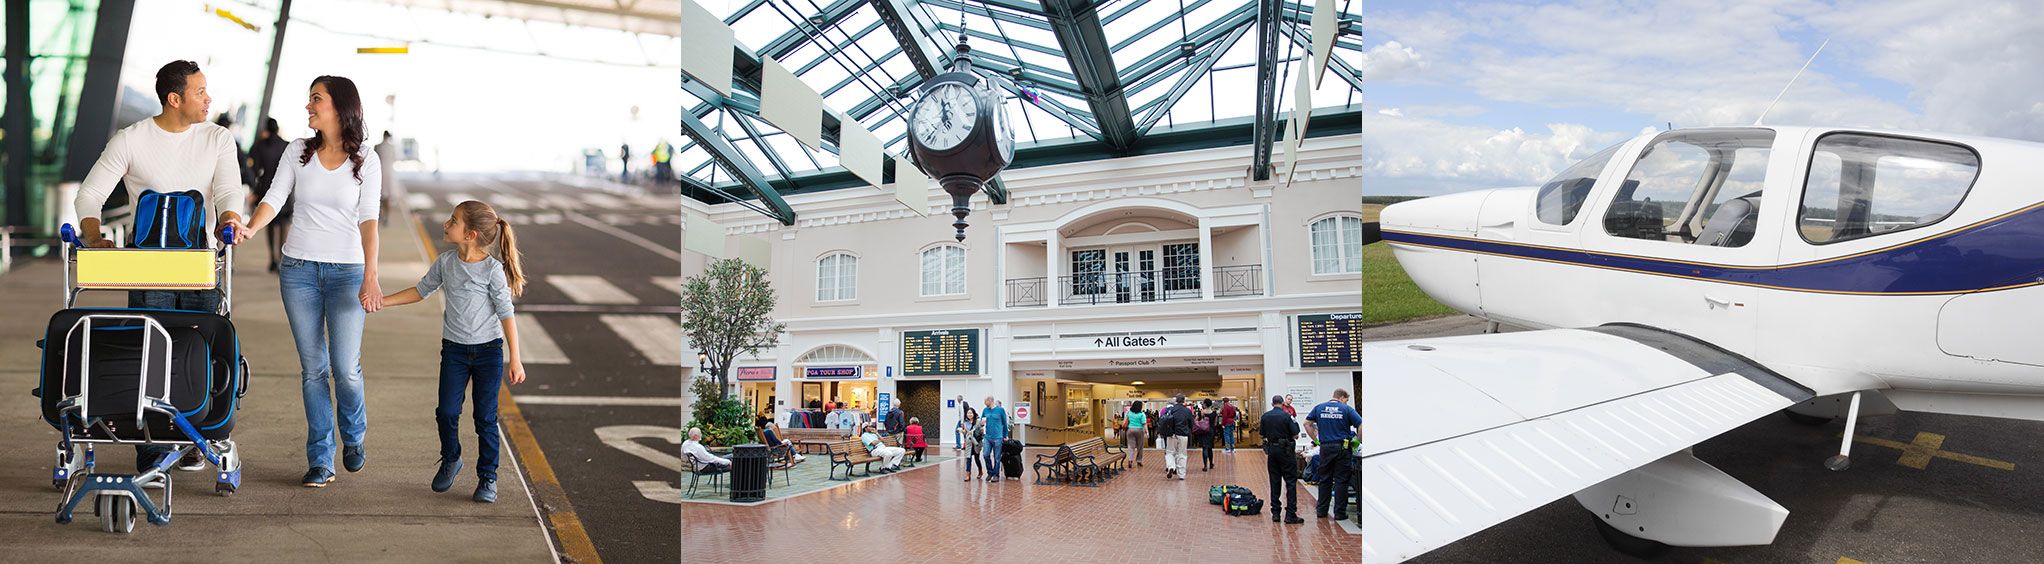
[1002, 438, 1023, 478]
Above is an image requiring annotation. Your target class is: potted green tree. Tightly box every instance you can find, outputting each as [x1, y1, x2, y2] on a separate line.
[682, 258, 785, 448]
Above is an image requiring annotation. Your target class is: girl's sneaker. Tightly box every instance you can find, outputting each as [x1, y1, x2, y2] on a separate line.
[432, 459, 464, 493]
[473, 479, 497, 503]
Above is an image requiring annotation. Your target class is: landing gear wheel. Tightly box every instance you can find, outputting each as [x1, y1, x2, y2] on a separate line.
[1591, 513, 1671, 559]
[1784, 411, 1833, 426]
[1825, 454, 1852, 471]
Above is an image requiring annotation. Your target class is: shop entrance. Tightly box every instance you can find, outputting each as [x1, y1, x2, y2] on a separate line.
[896, 380, 944, 447]
[739, 382, 776, 427]
[1013, 368, 1264, 446]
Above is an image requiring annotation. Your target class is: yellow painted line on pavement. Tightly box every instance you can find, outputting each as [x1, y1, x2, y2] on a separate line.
[1839, 558, 1865, 564]
[502, 387, 603, 564]
[1850, 432, 2016, 471]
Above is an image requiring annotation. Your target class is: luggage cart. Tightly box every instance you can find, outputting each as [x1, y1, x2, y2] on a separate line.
[39, 223, 247, 534]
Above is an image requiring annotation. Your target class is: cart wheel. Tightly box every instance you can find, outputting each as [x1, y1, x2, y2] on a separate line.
[96, 496, 114, 533]
[215, 482, 236, 497]
[113, 497, 135, 534]
[52, 478, 65, 491]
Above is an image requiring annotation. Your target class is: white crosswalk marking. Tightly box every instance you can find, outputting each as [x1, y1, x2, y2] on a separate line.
[493, 194, 532, 209]
[513, 314, 571, 365]
[579, 193, 628, 209]
[405, 193, 435, 210]
[652, 277, 682, 297]
[546, 275, 637, 304]
[599, 314, 684, 366]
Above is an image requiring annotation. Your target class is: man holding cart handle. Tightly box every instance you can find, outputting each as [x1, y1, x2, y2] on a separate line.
[71, 60, 248, 474]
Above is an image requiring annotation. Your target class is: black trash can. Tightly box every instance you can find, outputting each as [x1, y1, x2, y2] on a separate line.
[729, 443, 769, 502]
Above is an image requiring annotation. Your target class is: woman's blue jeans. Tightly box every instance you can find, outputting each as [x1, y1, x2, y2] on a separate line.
[279, 256, 368, 471]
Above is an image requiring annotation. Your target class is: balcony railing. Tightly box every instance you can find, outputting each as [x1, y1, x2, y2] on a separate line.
[1004, 264, 1264, 307]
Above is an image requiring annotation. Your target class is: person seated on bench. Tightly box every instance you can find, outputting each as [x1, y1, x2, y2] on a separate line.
[682, 427, 732, 473]
[860, 422, 906, 473]
[903, 418, 928, 461]
[761, 422, 806, 461]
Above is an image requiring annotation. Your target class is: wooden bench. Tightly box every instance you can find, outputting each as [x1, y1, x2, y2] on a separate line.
[783, 428, 851, 454]
[1033, 437, 1124, 486]
[825, 438, 881, 480]
[878, 434, 916, 467]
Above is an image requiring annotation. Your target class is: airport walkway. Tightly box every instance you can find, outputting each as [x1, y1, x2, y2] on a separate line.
[682, 447, 1358, 562]
[0, 212, 558, 561]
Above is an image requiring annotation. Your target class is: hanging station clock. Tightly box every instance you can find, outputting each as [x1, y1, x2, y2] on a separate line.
[908, 35, 1015, 241]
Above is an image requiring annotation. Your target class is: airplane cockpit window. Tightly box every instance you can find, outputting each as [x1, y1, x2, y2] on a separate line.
[1603, 129, 1775, 247]
[1535, 143, 1624, 226]
[1799, 133, 1979, 245]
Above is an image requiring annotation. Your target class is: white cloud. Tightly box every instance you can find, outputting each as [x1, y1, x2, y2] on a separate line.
[1378, 107, 1405, 117]
[1363, 112, 1631, 196]
[1360, 41, 1428, 81]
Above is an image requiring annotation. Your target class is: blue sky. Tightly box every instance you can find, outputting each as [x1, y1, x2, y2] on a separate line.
[1363, 0, 2044, 196]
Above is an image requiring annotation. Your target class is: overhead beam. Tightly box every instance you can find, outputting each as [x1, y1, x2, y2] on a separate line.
[1116, 2, 1256, 86]
[677, 106, 797, 225]
[1278, 20, 1362, 92]
[1042, 0, 1136, 152]
[1133, 23, 1250, 135]
[1249, 0, 1282, 181]
[759, 0, 868, 60]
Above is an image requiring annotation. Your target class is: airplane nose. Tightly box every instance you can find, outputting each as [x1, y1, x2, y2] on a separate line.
[1381, 189, 1498, 238]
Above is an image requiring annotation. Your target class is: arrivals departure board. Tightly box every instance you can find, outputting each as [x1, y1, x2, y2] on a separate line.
[1297, 313, 1362, 368]
[902, 329, 981, 376]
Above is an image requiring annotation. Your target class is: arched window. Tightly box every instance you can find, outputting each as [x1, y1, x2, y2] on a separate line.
[920, 245, 967, 296]
[816, 252, 858, 301]
[796, 344, 874, 364]
[1310, 215, 1364, 275]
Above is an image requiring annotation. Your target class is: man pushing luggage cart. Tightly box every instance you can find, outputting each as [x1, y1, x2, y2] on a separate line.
[34, 221, 249, 534]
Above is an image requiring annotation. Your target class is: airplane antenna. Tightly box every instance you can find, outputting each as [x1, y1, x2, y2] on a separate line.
[1755, 37, 1829, 126]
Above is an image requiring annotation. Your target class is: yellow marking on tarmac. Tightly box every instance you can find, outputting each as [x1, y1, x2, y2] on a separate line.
[1851, 432, 2016, 471]
[1839, 558, 1866, 564]
[356, 46, 410, 54]
[414, 210, 599, 563]
[502, 387, 603, 563]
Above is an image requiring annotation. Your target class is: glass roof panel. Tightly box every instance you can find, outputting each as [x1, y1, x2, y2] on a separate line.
[686, 0, 1360, 193]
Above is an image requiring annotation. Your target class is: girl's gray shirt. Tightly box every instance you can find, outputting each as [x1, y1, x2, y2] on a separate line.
[416, 250, 514, 345]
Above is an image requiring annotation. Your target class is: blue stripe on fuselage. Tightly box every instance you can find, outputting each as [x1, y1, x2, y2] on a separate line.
[1382, 207, 2044, 295]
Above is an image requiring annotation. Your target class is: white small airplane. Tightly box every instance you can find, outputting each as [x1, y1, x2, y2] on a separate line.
[1363, 125, 2044, 562]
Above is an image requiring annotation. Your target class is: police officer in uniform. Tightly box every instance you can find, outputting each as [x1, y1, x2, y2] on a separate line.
[1260, 395, 1305, 524]
[1305, 388, 1361, 521]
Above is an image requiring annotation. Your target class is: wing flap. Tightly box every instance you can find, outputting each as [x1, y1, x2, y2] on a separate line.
[1360, 328, 1805, 563]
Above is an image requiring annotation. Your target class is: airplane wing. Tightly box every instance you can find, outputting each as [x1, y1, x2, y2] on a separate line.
[1358, 324, 1813, 563]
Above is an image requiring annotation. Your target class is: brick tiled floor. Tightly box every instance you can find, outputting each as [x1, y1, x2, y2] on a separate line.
[683, 453, 958, 504]
[681, 447, 1360, 562]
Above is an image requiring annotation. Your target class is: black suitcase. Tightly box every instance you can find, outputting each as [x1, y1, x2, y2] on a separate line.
[38, 309, 242, 441]
[1002, 438, 1023, 478]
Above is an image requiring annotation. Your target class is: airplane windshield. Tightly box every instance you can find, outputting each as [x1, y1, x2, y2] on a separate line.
[1535, 142, 1626, 226]
[1604, 129, 1776, 247]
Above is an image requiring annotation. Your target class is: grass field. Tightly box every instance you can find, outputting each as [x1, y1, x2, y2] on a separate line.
[1362, 203, 1460, 325]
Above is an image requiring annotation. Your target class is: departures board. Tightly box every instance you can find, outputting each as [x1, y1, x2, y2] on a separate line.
[902, 329, 981, 376]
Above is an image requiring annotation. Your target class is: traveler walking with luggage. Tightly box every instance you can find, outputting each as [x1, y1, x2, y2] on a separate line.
[1194, 399, 1218, 472]
[1305, 389, 1362, 521]
[1123, 402, 1147, 468]
[232, 75, 385, 489]
[957, 407, 984, 481]
[981, 397, 1010, 482]
[75, 60, 251, 475]
[1260, 395, 1305, 524]
[375, 200, 530, 502]
[1220, 398, 1240, 454]
[1162, 395, 1193, 480]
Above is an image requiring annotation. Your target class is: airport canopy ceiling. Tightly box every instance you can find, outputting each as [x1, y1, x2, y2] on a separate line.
[375, 0, 687, 36]
[680, 0, 1362, 216]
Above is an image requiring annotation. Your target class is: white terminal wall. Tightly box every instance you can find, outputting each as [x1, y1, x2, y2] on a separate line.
[680, 134, 1363, 441]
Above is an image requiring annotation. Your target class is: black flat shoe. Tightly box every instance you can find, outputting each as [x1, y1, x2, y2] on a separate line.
[302, 467, 336, 487]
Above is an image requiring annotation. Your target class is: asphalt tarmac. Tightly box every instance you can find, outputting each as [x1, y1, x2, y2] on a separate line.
[1372, 315, 2044, 564]
[406, 173, 683, 562]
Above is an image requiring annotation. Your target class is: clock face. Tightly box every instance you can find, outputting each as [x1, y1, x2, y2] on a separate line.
[912, 83, 979, 152]
[993, 98, 1014, 160]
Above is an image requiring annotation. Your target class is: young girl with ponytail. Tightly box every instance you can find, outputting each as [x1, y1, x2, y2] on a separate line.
[380, 200, 528, 503]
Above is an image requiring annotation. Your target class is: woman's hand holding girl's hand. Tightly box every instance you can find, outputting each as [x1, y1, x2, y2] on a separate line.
[359, 277, 384, 313]
[507, 361, 526, 386]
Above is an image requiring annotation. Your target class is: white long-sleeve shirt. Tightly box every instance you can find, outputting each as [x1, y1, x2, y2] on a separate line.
[682, 439, 730, 468]
[258, 138, 382, 264]
[74, 119, 247, 244]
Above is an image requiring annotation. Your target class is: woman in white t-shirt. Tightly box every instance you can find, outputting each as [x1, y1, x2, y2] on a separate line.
[233, 75, 383, 488]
